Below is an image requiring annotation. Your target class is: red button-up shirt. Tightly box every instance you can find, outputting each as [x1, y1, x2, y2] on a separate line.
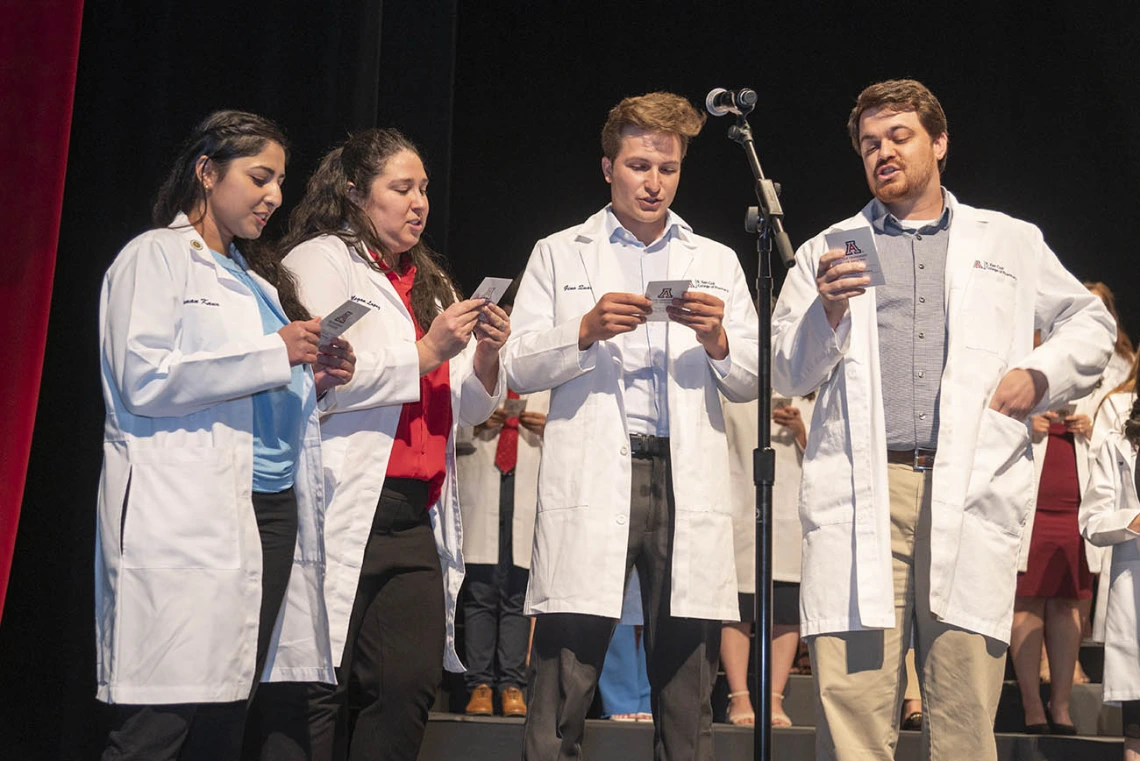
[376, 252, 451, 509]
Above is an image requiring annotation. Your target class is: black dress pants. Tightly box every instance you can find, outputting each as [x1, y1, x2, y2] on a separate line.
[288, 478, 446, 761]
[522, 452, 721, 761]
[102, 488, 299, 761]
[462, 471, 530, 692]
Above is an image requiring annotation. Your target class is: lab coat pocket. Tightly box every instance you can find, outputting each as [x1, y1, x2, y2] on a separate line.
[122, 446, 242, 570]
[965, 408, 1033, 537]
[961, 273, 1017, 357]
[798, 420, 854, 531]
[673, 506, 736, 608]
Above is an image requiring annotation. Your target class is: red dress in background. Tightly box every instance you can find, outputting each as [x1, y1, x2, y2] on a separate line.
[1017, 421, 1093, 599]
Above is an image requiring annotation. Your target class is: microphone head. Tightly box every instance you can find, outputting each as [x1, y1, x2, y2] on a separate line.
[705, 87, 731, 117]
[738, 88, 758, 110]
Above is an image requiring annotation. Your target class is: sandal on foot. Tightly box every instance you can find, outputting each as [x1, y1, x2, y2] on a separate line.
[608, 713, 639, 722]
[726, 691, 756, 726]
[771, 692, 792, 728]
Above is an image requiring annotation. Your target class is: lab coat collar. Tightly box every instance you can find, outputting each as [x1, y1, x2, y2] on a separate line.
[169, 211, 288, 317]
[577, 205, 697, 248]
[169, 211, 228, 264]
[576, 206, 696, 300]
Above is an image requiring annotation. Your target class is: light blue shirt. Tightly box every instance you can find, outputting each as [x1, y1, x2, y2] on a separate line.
[601, 207, 732, 436]
[212, 250, 306, 492]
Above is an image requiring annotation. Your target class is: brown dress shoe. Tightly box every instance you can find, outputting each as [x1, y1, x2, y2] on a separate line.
[466, 684, 493, 715]
[501, 686, 527, 717]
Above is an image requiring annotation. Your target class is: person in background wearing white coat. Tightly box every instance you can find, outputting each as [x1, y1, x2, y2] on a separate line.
[1081, 358, 1140, 761]
[504, 92, 760, 761]
[279, 128, 507, 761]
[97, 111, 355, 761]
[456, 277, 548, 718]
[1011, 285, 1134, 734]
[1083, 283, 1136, 647]
[720, 392, 815, 728]
[771, 79, 1115, 761]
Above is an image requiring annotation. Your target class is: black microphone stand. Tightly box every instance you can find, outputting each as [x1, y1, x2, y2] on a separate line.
[723, 108, 795, 761]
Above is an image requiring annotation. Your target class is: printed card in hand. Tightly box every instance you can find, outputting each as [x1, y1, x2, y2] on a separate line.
[471, 277, 515, 304]
[503, 397, 528, 418]
[319, 299, 372, 346]
[644, 280, 692, 322]
[824, 228, 886, 287]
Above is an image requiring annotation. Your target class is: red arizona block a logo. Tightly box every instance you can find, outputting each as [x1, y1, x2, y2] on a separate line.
[973, 260, 983, 269]
[844, 240, 862, 256]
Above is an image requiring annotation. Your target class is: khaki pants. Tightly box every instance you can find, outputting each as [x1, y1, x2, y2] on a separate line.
[808, 463, 1007, 761]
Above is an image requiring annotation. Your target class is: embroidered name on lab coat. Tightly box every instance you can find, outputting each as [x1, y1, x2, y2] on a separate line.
[183, 298, 220, 306]
[971, 260, 1017, 282]
[691, 279, 728, 293]
[350, 295, 384, 311]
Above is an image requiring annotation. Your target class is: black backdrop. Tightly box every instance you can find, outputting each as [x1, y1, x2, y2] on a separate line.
[2, 2, 1137, 758]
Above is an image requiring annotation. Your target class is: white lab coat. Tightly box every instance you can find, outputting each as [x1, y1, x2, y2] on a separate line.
[96, 215, 334, 704]
[457, 391, 550, 568]
[1020, 350, 1133, 596]
[1089, 389, 1138, 640]
[503, 208, 760, 621]
[1080, 432, 1140, 703]
[724, 394, 816, 591]
[283, 235, 502, 672]
[772, 192, 1115, 643]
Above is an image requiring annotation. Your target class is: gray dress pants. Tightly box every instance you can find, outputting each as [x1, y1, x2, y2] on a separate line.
[522, 450, 721, 761]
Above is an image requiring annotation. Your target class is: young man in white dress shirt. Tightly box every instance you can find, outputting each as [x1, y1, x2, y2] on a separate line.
[503, 92, 760, 761]
[771, 78, 1115, 761]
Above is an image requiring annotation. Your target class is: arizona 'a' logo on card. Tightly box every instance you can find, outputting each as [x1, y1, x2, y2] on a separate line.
[844, 240, 862, 256]
[657, 287, 674, 299]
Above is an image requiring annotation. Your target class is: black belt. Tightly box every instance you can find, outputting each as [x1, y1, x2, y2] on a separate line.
[886, 448, 936, 471]
[629, 434, 670, 459]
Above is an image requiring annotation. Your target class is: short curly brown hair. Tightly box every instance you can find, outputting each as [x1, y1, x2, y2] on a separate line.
[847, 79, 949, 172]
[601, 92, 707, 161]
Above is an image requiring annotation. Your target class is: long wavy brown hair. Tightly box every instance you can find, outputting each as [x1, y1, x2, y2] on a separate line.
[279, 129, 458, 327]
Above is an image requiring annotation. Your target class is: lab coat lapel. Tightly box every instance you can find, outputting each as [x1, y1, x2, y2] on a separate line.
[355, 246, 415, 331]
[576, 218, 622, 304]
[944, 196, 989, 318]
[666, 228, 696, 282]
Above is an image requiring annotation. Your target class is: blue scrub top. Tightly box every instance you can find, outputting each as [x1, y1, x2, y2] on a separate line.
[212, 250, 305, 493]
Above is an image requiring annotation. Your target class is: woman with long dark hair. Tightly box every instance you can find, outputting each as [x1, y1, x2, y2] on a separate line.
[1081, 356, 1140, 761]
[96, 110, 354, 760]
[279, 128, 508, 761]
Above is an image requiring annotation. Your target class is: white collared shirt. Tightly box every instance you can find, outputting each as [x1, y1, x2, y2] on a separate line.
[603, 206, 678, 436]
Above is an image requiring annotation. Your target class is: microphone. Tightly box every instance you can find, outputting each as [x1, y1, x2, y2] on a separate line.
[705, 87, 758, 117]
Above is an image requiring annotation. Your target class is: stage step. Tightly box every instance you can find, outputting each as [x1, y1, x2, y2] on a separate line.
[420, 714, 1124, 761]
[713, 673, 1122, 736]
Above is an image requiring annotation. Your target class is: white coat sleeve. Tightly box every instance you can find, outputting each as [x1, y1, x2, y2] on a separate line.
[101, 236, 292, 419]
[503, 241, 598, 394]
[713, 258, 761, 403]
[1017, 234, 1116, 412]
[284, 241, 421, 415]
[1080, 437, 1140, 547]
[771, 237, 850, 398]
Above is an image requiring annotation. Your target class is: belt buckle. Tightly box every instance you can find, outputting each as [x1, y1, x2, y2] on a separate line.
[913, 449, 932, 472]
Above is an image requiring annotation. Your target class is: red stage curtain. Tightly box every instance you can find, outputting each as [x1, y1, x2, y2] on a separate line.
[0, 0, 84, 623]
